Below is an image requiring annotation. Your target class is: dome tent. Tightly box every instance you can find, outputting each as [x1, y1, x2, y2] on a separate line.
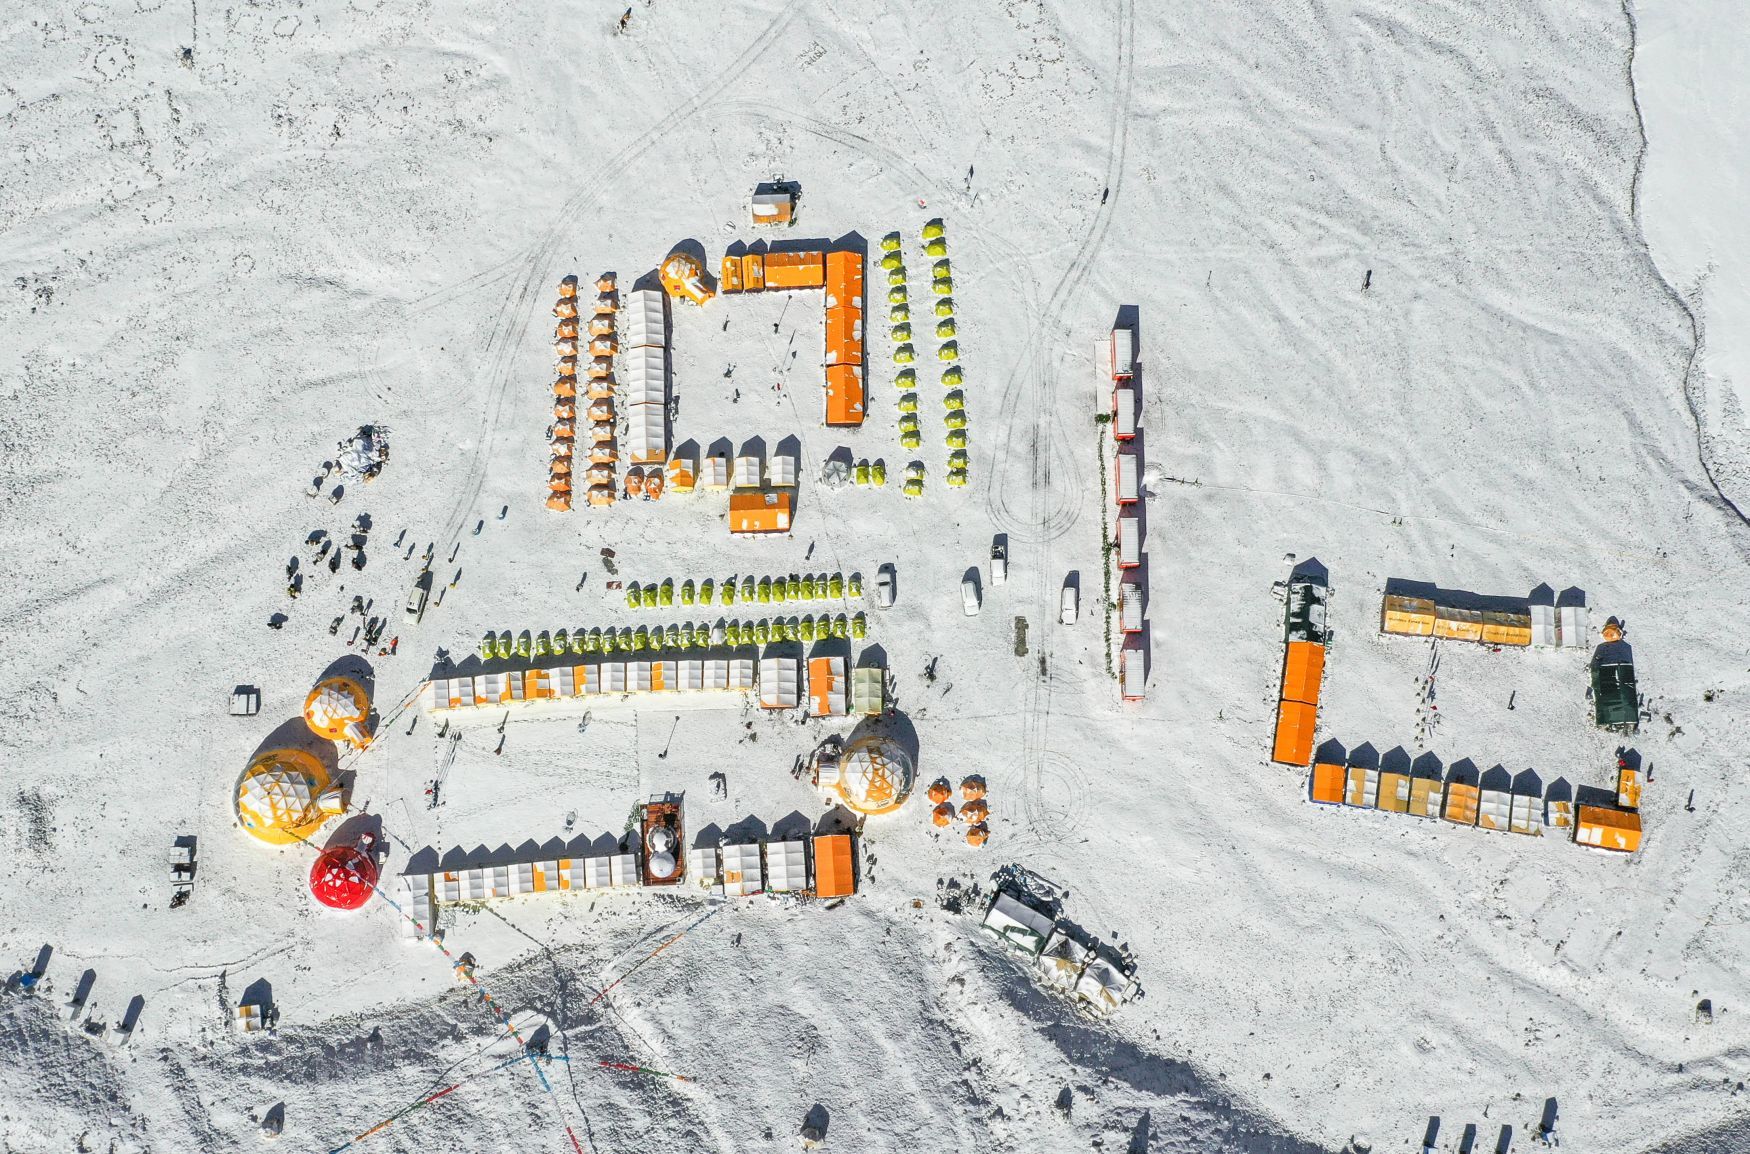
[817, 732, 915, 817]
[310, 844, 379, 910]
[236, 748, 343, 845]
[304, 676, 372, 749]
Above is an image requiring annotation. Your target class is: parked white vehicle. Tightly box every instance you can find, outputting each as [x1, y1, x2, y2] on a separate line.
[990, 539, 1008, 585]
[875, 564, 896, 609]
[1060, 582, 1078, 625]
[961, 577, 982, 616]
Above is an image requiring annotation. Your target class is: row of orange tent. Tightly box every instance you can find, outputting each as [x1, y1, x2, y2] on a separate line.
[928, 776, 990, 846]
[623, 465, 667, 501]
[718, 245, 866, 427]
[1270, 574, 1332, 765]
[549, 274, 621, 510]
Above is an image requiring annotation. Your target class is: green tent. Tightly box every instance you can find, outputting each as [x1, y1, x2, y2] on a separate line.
[1592, 661, 1638, 727]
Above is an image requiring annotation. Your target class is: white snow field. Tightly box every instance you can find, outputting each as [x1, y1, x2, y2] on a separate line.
[3, 1, 1749, 1152]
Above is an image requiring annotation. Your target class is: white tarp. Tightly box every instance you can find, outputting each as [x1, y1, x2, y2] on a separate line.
[1509, 793, 1542, 835]
[422, 680, 445, 711]
[767, 454, 799, 487]
[703, 658, 729, 690]
[733, 455, 763, 489]
[758, 656, 800, 709]
[1530, 603, 1557, 647]
[623, 287, 667, 350]
[1115, 452, 1139, 503]
[677, 659, 704, 691]
[1038, 931, 1091, 990]
[600, 662, 627, 695]
[720, 843, 764, 897]
[554, 666, 576, 697]
[700, 455, 731, 490]
[764, 840, 807, 892]
[1118, 515, 1141, 567]
[624, 346, 667, 407]
[982, 892, 1055, 957]
[751, 190, 791, 218]
[626, 661, 653, 693]
[728, 657, 756, 691]
[583, 857, 613, 890]
[626, 402, 667, 466]
[608, 853, 637, 888]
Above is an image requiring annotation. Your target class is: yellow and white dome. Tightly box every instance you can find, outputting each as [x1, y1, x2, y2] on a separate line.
[235, 748, 343, 844]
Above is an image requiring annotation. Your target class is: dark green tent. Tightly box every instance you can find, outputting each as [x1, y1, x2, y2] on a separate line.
[1592, 661, 1637, 727]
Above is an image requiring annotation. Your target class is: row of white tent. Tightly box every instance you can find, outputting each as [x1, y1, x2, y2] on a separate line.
[422, 654, 825, 712]
[729, 452, 799, 489]
[624, 289, 669, 466]
[981, 892, 1138, 1017]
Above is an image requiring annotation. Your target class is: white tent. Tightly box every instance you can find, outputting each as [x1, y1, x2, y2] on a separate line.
[733, 455, 763, 489]
[626, 660, 653, 694]
[623, 346, 667, 407]
[981, 892, 1055, 957]
[809, 655, 847, 716]
[688, 846, 720, 891]
[852, 666, 884, 715]
[767, 454, 799, 487]
[1530, 602, 1557, 647]
[677, 659, 704, 692]
[651, 659, 678, 691]
[626, 402, 667, 466]
[1074, 956, 1137, 1016]
[623, 287, 667, 350]
[700, 455, 731, 490]
[578, 664, 602, 695]
[720, 843, 764, 897]
[553, 666, 576, 697]
[1557, 603, 1589, 648]
[1477, 788, 1513, 831]
[764, 840, 808, 892]
[608, 852, 638, 888]
[1120, 648, 1145, 701]
[728, 657, 757, 691]
[1113, 385, 1137, 440]
[583, 857, 613, 890]
[758, 656, 800, 709]
[399, 876, 436, 940]
[1509, 793, 1542, 835]
[703, 658, 730, 690]
[600, 662, 627, 695]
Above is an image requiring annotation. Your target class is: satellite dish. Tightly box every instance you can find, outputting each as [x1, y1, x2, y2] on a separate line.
[648, 851, 677, 878]
[648, 826, 675, 854]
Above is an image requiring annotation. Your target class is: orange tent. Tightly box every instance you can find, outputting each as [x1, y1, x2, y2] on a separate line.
[556, 318, 580, 339]
[927, 780, 952, 805]
[729, 489, 792, 534]
[586, 465, 614, 487]
[813, 834, 856, 898]
[966, 824, 989, 847]
[644, 471, 665, 500]
[625, 467, 646, 498]
[594, 296, 617, 316]
[719, 254, 745, 294]
[824, 364, 866, 427]
[960, 799, 989, 823]
[589, 443, 618, 465]
[763, 250, 826, 290]
[548, 477, 571, 494]
[556, 356, 578, 378]
[595, 274, 616, 294]
[1279, 641, 1325, 706]
[588, 316, 615, 337]
[551, 421, 575, 441]
[825, 249, 865, 309]
[587, 357, 614, 379]
[586, 485, 614, 506]
[586, 378, 615, 400]
[587, 400, 614, 423]
[1575, 805, 1641, 852]
[932, 802, 955, 827]
[1309, 762, 1345, 805]
[554, 299, 578, 319]
[558, 274, 579, 299]
[1271, 699, 1316, 766]
[589, 336, 617, 357]
[553, 378, 577, 399]
[589, 421, 615, 443]
[547, 493, 571, 511]
[550, 458, 572, 477]
[824, 308, 864, 366]
[961, 777, 986, 800]
[1443, 782, 1481, 826]
[554, 402, 576, 421]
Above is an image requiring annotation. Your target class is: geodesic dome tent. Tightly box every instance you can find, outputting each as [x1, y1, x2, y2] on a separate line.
[303, 676, 372, 748]
[817, 732, 914, 817]
[236, 748, 343, 845]
[309, 845, 379, 910]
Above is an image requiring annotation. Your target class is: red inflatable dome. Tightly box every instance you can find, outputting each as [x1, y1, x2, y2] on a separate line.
[309, 845, 379, 910]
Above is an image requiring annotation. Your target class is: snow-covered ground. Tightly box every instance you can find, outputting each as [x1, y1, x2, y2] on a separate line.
[3, 1, 1749, 1151]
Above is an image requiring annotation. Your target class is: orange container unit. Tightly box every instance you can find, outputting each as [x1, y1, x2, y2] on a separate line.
[763, 250, 826, 290]
[728, 489, 793, 534]
[1575, 805, 1642, 852]
[824, 364, 866, 427]
[1279, 641, 1325, 707]
[1443, 782, 1481, 827]
[741, 251, 766, 292]
[1271, 699, 1317, 766]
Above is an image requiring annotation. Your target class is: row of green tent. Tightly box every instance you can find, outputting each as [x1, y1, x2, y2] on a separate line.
[926, 220, 970, 490]
[477, 614, 870, 659]
[623, 572, 863, 609]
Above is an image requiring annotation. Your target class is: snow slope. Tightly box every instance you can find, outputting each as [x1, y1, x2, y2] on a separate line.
[2, 1, 1748, 1152]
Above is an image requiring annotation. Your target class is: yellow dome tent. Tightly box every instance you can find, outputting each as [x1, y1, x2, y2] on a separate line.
[304, 676, 372, 748]
[235, 748, 343, 844]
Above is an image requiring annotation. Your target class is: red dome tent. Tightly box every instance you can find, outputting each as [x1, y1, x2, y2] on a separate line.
[309, 845, 379, 910]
